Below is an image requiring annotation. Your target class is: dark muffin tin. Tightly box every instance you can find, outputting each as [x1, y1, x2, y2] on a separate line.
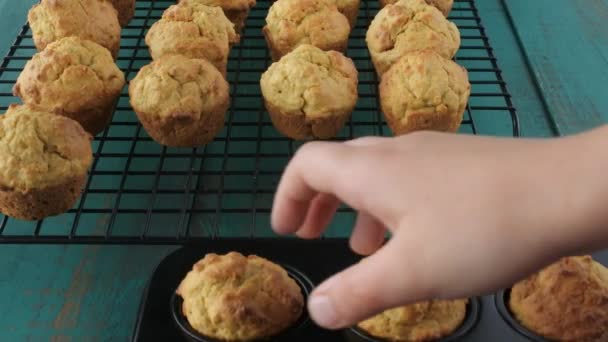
[131, 239, 608, 341]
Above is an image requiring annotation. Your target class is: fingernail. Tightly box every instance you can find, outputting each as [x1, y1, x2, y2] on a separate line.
[309, 295, 340, 328]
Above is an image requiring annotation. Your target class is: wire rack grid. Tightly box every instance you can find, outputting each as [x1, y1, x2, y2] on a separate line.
[0, 0, 518, 244]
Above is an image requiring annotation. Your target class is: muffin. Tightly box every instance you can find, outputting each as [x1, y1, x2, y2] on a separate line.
[509, 256, 608, 341]
[380, 0, 453, 17]
[13, 37, 126, 136]
[357, 299, 468, 341]
[366, 0, 460, 77]
[263, 0, 351, 61]
[145, 2, 238, 77]
[0, 105, 92, 221]
[178, 0, 256, 35]
[110, 0, 136, 27]
[260, 44, 358, 140]
[332, 0, 361, 28]
[379, 50, 470, 135]
[28, 0, 121, 59]
[176, 252, 304, 341]
[129, 55, 230, 147]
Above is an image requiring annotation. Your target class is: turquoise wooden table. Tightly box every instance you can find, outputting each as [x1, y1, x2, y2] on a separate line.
[0, 0, 605, 340]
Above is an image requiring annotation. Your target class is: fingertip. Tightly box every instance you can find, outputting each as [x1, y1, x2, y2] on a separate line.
[271, 197, 309, 235]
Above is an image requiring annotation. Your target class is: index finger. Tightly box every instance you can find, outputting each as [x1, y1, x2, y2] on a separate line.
[271, 140, 395, 235]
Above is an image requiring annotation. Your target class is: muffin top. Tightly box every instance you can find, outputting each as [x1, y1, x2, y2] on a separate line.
[28, 0, 121, 56]
[358, 299, 468, 341]
[264, 0, 350, 54]
[260, 44, 358, 117]
[366, 0, 460, 75]
[380, 50, 469, 120]
[176, 252, 304, 341]
[129, 55, 229, 119]
[510, 256, 608, 341]
[0, 105, 92, 192]
[14, 37, 125, 114]
[383, 0, 453, 17]
[180, 0, 256, 12]
[145, 3, 238, 62]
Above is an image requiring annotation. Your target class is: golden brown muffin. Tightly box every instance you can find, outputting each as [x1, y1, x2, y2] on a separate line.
[357, 299, 468, 341]
[110, 0, 136, 27]
[28, 0, 121, 59]
[178, 0, 256, 35]
[332, 0, 361, 28]
[263, 0, 351, 61]
[260, 44, 358, 140]
[379, 50, 470, 135]
[380, 0, 453, 17]
[509, 256, 608, 342]
[145, 3, 238, 77]
[13, 37, 126, 136]
[366, 0, 460, 77]
[0, 105, 92, 221]
[129, 55, 230, 147]
[176, 252, 304, 341]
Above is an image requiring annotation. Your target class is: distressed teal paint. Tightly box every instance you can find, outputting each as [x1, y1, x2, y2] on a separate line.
[504, 0, 608, 135]
[0, 0, 604, 340]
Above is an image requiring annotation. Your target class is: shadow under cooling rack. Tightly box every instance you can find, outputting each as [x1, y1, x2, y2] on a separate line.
[0, 0, 518, 244]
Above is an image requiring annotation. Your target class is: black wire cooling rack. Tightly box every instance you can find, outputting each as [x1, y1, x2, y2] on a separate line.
[0, 0, 518, 244]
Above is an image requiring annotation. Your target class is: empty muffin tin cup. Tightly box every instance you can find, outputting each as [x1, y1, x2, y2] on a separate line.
[344, 297, 481, 342]
[170, 263, 314, 342]
[495, 289, 548, 341]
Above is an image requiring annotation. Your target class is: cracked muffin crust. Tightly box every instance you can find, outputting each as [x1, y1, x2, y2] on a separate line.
[379, 50, 469, 135]
[366, 0, 460, 77]
[509, 256, 608, 341]
[145, 2, 238, 77]
[263, 0, 351, 61]
[357, 299, 468, 341]
[128, 55, 230, 147]
[260, 44, 358, 140]
[380, 0, 453, 17]
[176, 252, 304, 341]
[28, 0, 121, 59]
[178, 0, 256, 35]
[13, 37, 126, 136]
[0, 105, 92, 220]
[109, 0, 136, 27]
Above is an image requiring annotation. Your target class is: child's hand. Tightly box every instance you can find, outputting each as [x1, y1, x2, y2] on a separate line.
[271, 129, 608, 329]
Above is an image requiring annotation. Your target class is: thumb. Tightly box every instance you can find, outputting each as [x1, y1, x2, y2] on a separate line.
[307, 235, 434, 329]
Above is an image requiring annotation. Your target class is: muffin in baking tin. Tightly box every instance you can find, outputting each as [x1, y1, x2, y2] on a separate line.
[174, 252, 307, 341]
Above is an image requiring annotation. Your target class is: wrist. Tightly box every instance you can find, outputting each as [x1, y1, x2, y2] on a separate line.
[543, 125, 608, 255]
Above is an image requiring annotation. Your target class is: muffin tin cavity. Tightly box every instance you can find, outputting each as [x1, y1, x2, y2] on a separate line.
[345, 297, 481, 342]
[171, 263, 314, 342]
[495, 290, 547, 342]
